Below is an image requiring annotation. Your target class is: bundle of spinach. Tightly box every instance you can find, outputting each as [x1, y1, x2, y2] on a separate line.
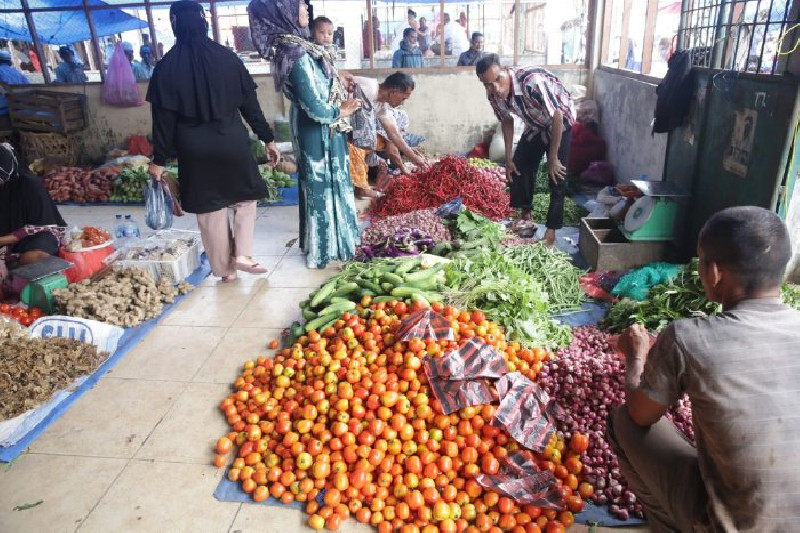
[449, 210, 506, 252]
[444, 251, 572, 349]
[500, 245, 586, 314]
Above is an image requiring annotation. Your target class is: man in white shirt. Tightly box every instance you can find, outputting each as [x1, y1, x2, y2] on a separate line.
[442, 13, 470, 57]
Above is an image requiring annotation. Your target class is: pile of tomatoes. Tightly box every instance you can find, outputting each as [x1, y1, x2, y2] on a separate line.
[215, 299, 593, 533]
[0, 303, 44, 327]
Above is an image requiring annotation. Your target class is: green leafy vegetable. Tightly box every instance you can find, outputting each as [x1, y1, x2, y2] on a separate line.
[449, 210, 506, 252]
[532, 193, 587, 227]
[444, 251, 572, 349]
[499, 245, 586, 314]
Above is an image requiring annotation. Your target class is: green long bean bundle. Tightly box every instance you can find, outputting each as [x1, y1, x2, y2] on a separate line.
[499, 245, 587, 314]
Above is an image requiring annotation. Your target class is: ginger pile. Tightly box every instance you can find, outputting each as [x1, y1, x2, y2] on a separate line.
[52, 269, 193, 328]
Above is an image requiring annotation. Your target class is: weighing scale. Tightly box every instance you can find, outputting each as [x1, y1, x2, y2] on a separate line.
[621, 180, 689, 241]
[9, 256, 73, 313]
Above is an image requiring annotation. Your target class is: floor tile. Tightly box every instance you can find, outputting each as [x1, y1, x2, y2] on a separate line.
[30, 378, 184, 459]
[161, 285, 260, 327]
[135, 382, 231, 464]
[250, 232, 299, 256]
[229, 503, 375, 533]
[199, 255, 282, 287]
[266, 254, 340, 288]
[78, 460, 238, 533]
[0, 453, 127, 532]
[108, 326, 226, 382]
[193, 327, 284, 384]
[233, 287, 314, 328]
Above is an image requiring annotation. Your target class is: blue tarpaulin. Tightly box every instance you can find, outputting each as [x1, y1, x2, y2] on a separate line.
[0, 0, 147, 45]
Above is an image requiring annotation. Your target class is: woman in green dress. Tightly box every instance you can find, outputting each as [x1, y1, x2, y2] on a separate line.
[249, 0, 362, 269]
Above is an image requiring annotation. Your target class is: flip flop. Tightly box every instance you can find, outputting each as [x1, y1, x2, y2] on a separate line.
[235, 260, 269, 274]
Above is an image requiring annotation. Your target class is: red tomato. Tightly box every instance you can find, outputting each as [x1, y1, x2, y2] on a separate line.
[0, 303, 11, 314]
[18, 316, 34, 327]
[28, 308, 44, 319]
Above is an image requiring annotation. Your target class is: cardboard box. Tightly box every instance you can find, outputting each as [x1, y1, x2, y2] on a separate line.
[579, 218, 667, 271]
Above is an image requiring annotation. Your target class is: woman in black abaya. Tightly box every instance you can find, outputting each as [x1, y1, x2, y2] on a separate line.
[0, 143, 66, 282]
[146, 0, 280, 282]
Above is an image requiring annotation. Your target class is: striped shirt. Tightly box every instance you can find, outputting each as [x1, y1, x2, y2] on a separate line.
[488, 67, 575, 142]
[641, 298, 800, 531]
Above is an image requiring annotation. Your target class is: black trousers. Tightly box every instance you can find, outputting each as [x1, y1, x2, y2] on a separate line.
[510, 128, 571, 230]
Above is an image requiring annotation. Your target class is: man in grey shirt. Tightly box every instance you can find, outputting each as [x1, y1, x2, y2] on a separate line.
[611, 205, 800, 532]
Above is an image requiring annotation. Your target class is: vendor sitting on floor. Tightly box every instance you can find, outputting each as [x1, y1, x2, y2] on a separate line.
[0, 144, 66, 272]
[611, 205, 800, 531]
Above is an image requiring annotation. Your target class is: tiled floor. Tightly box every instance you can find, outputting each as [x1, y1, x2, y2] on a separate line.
[0, 204, 647, 532]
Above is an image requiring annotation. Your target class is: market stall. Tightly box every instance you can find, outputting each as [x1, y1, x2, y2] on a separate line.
[200, 155, 800, 531]
[0, 228, 210, 461]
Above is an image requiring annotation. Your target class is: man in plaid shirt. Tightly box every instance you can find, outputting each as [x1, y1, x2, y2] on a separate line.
[476, 54, 575, 246]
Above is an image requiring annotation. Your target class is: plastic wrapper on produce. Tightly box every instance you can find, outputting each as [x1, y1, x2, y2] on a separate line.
[493, 372, 560, 452]
[436, 196, 465, 219]
[395, 309, 454, 342]
[474, 450, 565, 509]
[424, 338, 509, 380]
[426, 376, 497, 415]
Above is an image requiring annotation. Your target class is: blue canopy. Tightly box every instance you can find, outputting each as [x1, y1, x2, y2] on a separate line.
[0, 1, 147, 45]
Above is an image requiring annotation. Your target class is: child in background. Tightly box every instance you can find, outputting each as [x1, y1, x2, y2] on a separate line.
[311, 16, 336, 53]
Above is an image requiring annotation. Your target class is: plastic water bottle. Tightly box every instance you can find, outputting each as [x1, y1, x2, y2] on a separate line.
[123, 215, 141, 238]
[113, 214, 125, 238]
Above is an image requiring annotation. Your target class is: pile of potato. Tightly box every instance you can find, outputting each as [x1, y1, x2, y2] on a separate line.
[53, 268, 193, 328]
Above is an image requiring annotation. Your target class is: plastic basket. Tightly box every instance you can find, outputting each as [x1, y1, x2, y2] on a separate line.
[115, 230, 203, 284]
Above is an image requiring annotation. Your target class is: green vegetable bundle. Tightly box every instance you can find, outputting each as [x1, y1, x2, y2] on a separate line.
[447, 210, 506, 253]
[499, 245, 586, 314]
[259, 165, 296, 204]
[604, 261, 800, 333]
[110, 167, 149, 203]
[532, 193, 587, 227]
[443, 251, 572, 349]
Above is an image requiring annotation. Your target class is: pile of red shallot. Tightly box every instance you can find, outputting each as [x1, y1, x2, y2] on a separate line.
[539, 326, 695, 521]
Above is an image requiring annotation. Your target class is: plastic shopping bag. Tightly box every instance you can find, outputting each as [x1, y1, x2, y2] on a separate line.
[144, 178, 174, 230]
[102, 42, 143, 107]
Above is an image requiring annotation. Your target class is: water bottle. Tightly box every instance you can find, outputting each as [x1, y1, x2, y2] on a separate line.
[123, 215, 141, 238]
[113, 214, 125, 238]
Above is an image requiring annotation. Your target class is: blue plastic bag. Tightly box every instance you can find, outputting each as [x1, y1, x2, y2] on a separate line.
[144, 178, 174, 230]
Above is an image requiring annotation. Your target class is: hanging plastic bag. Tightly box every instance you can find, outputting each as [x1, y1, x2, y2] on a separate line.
[144, 178, 174, 230]
[102, 42, 143, 108]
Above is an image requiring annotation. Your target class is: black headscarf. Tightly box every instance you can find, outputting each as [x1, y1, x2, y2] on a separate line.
[249, 0, 335, 92]
[0, 144, 66, 236]
[146, 1, 257, 122]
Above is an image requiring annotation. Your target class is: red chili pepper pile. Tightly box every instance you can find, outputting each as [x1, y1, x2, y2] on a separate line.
[371, 156, 513, 220]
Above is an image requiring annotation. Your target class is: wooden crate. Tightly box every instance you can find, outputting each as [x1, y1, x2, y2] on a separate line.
[7, 90, 87, 134]
[19, 131, 79, 166]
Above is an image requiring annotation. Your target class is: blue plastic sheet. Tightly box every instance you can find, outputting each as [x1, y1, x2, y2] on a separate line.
[576, 502, 647, 527]
[0, 0, 147, 45]
[0, 257, 211, 463]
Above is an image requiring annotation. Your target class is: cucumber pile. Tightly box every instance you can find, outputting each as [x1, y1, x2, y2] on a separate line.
[297, 257, 447, 336]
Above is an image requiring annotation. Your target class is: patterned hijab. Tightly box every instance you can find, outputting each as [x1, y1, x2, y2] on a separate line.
[248, 0, 335, 92]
